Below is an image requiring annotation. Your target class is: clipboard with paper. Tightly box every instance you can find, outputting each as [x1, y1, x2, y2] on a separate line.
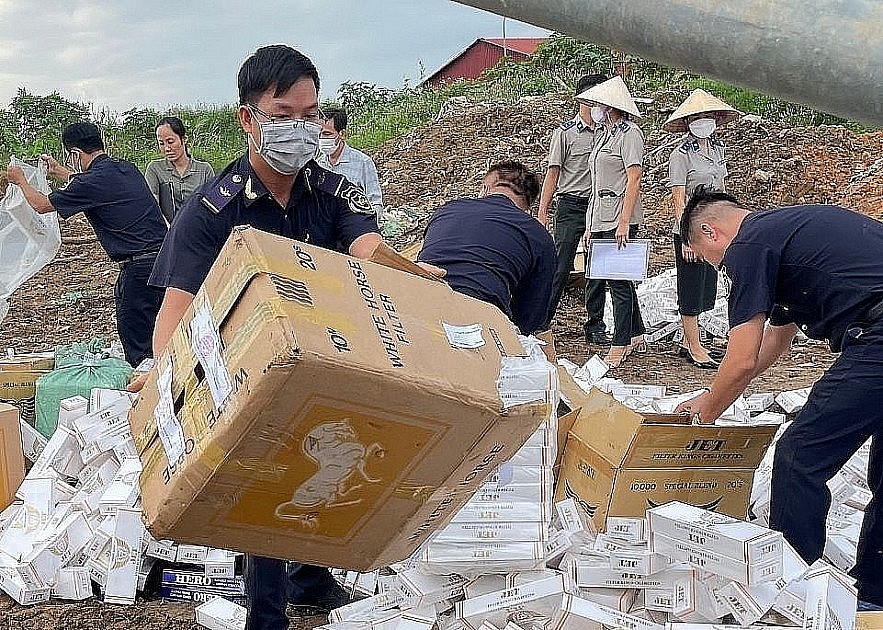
[586, 239, 651, 280]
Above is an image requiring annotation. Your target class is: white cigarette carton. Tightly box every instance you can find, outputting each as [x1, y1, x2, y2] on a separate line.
[611, 384, 667, 400]
[648, 502, 784, 564]
[0, 567, 51, 605]
[485, 463, 551, 487]
[450, 501, 551, 524]
[19, 418, 48, 463]
[544, 529, 572, 566]
[24, 510, 93, 585]
[577, 587, 639, 612]
[651, 533, 782, 585]
[455, 575, 565, 630]
[802, 565, 857, 630]
[605, 517, 647, 544]
[594, 533, 643, 555]
[195, 596, 248, 630]
[86, 532, 111, 587]
[751, 411, 786, 425]
[464, 575, 508, 600]
[1, 477, 56, 560]
[328, 590, 405, 623]
[556, 498, 587, 535]
[137, 556, 156, 592]
[609, 548, 672, 576]
[397, 608, 437, 630]
[145, 537, 178, 562]
[420, 541, 545, 574]
[103, 507, 144, 605]
[398, 569, 467, 607]
[52, 566, 92, 600]
[553, 593, 664, 630]
[644, 571, 697, 616]
[432, 521, 547, 543]
[89, 388, 136, 413]
[176, 544, 209, 564]
[29, 425, 84, 480]
[572, 557, 690, 590]
[824, 535, 857, 574]
[743, 394, 775, 413]
[57, 396, 88, 430]
[571, 356, 610, 391]
[775, 388, 810, 414]
[204, 549, 238, 579]
[772, 586, 806, 626]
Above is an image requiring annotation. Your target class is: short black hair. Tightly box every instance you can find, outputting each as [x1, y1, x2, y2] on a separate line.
[575, 74, 608, 96]
[156, 116, 187, 140]
[323, 107, 348, 132]
[238, 44, 320, 105]
[486, 161, 541, 208]
[680, 185, 746, 245]
[61, 122, 104, 153]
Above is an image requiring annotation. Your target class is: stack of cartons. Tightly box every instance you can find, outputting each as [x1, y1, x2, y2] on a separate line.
[0, 403, 25, 510]
[160, 567, 247, 606]
[0, 388, 244, 608]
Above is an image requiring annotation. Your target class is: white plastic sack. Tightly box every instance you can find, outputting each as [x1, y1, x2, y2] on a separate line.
[0, 156, 61, 322]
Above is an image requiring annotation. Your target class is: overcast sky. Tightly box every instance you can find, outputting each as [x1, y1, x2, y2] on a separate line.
[0, 0, 550, 112]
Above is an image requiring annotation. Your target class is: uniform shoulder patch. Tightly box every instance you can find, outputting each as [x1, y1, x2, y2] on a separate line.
[304, 162, 374, 215]
[559, 119, 577, 130]
[201, 170, 246, 214]
[680, 139, 700, 153]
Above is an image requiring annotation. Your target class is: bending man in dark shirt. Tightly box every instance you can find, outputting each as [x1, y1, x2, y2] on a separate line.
[675, 187, 883, 610]
[417, 161, 556, 334]
[6, 122, 167, 366]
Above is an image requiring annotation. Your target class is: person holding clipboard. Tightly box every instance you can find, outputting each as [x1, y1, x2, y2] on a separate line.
[576, 76, 647, 368]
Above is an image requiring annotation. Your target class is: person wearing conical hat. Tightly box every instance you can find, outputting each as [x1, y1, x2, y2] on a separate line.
[575, 75, 647, 368]
[664, 89, 739, 369]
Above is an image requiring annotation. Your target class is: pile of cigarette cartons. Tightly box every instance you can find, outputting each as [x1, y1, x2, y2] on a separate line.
[0, 387, 244, 608]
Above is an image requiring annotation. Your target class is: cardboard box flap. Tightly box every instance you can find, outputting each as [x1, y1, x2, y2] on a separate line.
[641, 413, 691, 425]
[622, 422, 778, 469]
[566, 388, 644, 467]
[368, 242, 440, 282]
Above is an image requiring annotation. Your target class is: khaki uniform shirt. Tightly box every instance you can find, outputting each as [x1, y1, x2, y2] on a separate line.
[667, 136, 728, 234]
[589, 119, 644, 232]
[547, 114, 601, 197]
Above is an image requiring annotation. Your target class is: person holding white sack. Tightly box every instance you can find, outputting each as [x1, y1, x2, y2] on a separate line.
[664, 89, 739, 369]
[576, 75, 647, 368]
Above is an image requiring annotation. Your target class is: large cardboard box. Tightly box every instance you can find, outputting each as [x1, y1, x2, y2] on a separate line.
[130, 227, 550, 571]
[0, 352, 54, 425]
[554, 382, 776, 531]
[0, 403, 25, 510]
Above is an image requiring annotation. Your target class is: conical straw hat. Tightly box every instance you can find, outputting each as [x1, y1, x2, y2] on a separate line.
[576, 75, 642, 118]
[663, 89, 740, 133]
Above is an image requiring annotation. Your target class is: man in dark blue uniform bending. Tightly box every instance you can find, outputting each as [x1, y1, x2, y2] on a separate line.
[675, 187, 883, 610]
[6, 122, 167, 366]
[145, 45, 382, 630]
[417, 161, 556, 334]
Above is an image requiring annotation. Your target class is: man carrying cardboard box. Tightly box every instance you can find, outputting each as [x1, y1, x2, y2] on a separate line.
[675, 186, 883, 611]
[139, 44, 382, 630]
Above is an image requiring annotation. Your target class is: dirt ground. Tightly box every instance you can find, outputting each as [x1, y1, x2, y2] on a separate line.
[0, 93, 877, 628]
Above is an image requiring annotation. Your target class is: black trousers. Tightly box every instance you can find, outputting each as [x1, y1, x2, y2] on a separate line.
[585, 226, 646, 346]
[770, 318, 883, 604]
[673, 234, 717, 317]
[244, 556, 335, 630]
[114, 257, 164, 366]
[548, 195, 606, 329]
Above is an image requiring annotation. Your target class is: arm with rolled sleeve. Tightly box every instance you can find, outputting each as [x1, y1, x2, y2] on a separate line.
[620, 128, 644, 224]
[538, 129, 565, 227]
[334, 199, 383, 259]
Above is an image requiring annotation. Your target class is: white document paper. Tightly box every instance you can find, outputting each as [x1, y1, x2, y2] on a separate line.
[587, 239, 650, 280]
[154, 360, 186, 464]
[190, 297, 233, 409]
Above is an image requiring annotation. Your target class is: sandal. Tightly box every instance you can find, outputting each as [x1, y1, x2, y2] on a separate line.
[604, 345, 631, 369]
[629, 336, 648, 354]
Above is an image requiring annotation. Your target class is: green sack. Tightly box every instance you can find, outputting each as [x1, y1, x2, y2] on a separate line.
[35, 348, 132, 438]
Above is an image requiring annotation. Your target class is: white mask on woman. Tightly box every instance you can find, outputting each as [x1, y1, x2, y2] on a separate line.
[590, 105, 609, 124]
[688, 117, 717, 139]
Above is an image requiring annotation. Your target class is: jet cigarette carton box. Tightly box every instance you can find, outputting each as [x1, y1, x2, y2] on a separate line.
[650, 533, 782, 585]
[130, 227, 549, 571]
[195, 596, 248, 630]
[455, 575, 566, 630]
[554, 385, 777, 531]
[0, 352, 54, 425]
[647, 502, 783, 564]
[0, 403, 25, 511]
[552, 594, 665, 630]
[803, 565, 857, 630]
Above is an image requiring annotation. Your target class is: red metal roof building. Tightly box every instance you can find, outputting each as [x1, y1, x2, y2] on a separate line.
[421, 37, 548, 87]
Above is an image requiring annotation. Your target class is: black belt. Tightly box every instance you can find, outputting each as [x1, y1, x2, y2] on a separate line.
[558, 193, 590, 203]
[118, 250, 159, 270]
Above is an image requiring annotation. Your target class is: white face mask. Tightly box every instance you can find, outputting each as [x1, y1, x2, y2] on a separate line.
[688, 118, 717, 139]
[318, 137, 340, 155]
[590, 105, 608, 124]
[66, 149, 82, 174]
[248, 107, 321, 175]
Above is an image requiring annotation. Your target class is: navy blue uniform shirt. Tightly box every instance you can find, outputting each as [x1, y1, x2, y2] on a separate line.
[150, 155, 379, 295]
[720, 204, 883, 351]
[417, 194, 556, 334]
[49, 154, 166, 261]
